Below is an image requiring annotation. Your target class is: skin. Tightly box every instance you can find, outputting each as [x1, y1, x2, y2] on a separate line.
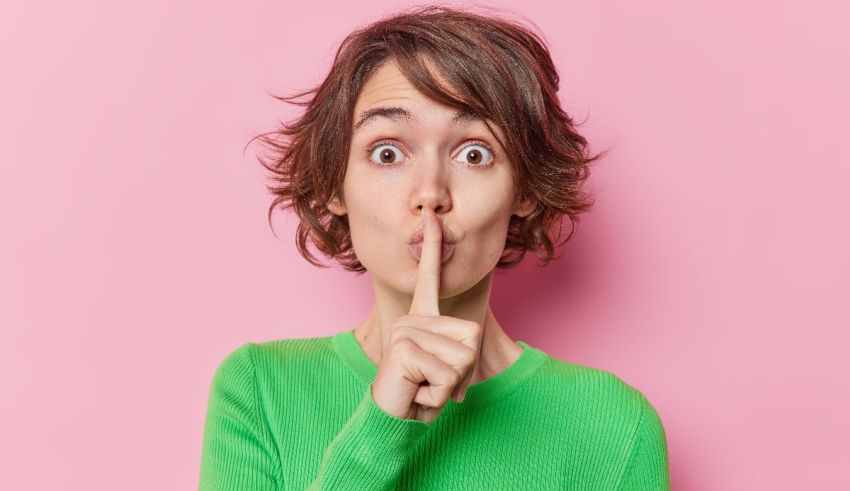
[326, 58, 537, 421]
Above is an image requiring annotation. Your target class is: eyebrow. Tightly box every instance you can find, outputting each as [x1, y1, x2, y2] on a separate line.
[352, 106, 480, 134]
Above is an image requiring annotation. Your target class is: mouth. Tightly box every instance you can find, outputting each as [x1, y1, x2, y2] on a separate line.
[409, 241, 455, 262]
[407, 220, 458, 262]
[407, 223, 458, 246]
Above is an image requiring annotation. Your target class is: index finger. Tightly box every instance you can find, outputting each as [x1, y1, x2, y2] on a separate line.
[408, 206, 442, 317]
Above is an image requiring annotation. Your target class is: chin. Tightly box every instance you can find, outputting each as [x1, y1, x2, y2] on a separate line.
[421, 261, 488, 298]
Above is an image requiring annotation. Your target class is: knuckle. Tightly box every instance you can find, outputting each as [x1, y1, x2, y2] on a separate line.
[394, 337, 416, 356]
[467, 320, 483, 336]
[461, 345, 477, 365]
[445, 369, 463, 386]
[475, 321, 484, 334]
[390, 324, 410, 339]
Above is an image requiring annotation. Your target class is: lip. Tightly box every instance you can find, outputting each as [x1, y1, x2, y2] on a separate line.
[409, 241, 455, 262]
[407, 222, 458, 246]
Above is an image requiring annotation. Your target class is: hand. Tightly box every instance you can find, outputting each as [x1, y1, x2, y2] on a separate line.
[370, 207, 483, 423]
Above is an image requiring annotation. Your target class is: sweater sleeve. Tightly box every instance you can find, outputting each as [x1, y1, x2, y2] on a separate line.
[615, 395, 671, 490]
[199, 343, 283, 490]
[306, 383, 431, 490]
[200, 343, 431, 491]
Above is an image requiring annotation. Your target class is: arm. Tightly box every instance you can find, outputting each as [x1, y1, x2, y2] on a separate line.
[199, 343, 431, 491]
[199, 343, 283, 491]
[615, 395, 671, 490]
[306, 383, 430, 490]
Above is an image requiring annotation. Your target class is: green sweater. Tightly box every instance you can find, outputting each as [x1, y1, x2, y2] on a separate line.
[199, 329, 670, 490]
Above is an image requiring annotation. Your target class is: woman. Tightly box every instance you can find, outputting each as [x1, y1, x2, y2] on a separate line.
[200, 5, 670, 490]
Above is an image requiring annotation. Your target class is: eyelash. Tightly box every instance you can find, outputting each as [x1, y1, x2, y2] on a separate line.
[364, 139, 497, 168]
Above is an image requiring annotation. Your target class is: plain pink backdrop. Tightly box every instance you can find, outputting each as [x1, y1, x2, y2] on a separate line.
[1, 1, 847, 489]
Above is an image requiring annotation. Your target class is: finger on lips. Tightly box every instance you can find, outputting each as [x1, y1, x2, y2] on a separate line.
[406, 207, 475, 404]
[408, 206, 442, 317]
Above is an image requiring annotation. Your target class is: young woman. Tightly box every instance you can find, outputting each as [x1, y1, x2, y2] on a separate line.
[200, 6, 670, 490]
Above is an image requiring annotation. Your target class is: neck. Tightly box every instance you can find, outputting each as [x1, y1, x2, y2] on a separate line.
[353, 270, 522, 387]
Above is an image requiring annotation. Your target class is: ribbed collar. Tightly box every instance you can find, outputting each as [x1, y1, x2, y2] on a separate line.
[331, 328, 549, 414]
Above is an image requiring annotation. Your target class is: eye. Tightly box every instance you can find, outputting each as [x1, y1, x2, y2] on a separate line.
[455, 141, 495, 167]
[367, 142, 405, 166]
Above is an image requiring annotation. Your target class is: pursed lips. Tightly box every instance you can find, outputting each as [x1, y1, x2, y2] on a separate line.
[407, 222, 458, 262]
[407, 224, 458, 245]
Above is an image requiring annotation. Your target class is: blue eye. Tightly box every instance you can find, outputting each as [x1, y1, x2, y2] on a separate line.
[455, 143, 494, 167]
[368, 143, 405, 166]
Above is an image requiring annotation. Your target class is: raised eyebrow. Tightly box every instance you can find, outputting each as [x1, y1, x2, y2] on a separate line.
[352, 106, 479, 134]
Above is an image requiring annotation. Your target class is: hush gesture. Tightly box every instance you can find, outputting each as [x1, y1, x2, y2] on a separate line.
[370, 207, 484, 423]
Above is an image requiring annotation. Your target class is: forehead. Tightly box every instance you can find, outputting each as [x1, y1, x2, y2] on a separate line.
[354, 59, 446, 109]
[353, 106, 480, 135]
[353, 61, 452, 123]
[352, 60, 503, 139]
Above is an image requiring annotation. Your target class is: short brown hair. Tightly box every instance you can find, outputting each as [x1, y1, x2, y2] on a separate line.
[249, 4, 609, 273]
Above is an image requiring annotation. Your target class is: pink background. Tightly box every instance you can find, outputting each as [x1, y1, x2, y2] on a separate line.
[1, 1, 847, 489]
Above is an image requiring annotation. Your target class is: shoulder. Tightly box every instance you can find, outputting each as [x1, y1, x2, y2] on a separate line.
[539, 359, 672, 488]
[533, 353, 669, 477]
[534, 353, 666, 432]
[528, 353, 670, 487]
[215, 332, 336, 365]
[210, 333, 339, 389]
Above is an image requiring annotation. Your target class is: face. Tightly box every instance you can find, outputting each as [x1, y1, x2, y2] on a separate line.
[327, 58, 535, 298]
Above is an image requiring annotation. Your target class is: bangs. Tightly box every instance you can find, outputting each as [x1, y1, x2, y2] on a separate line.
[376, 27, 532, 158]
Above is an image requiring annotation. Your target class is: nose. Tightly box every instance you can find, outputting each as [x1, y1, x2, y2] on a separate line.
[408, 152, 452, 217]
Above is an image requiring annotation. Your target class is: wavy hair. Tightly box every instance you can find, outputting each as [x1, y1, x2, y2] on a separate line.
[248, 4, 610, 273]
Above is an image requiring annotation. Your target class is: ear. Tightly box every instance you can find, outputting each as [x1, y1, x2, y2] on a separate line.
[327, 193, 347, 216]
[513, 194, 537, 218]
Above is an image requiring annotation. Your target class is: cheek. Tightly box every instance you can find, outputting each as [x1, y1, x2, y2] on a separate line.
[343, 188, 406, 266]
[460, 182, 515, 233]
[347, 201, 396, 248]
[478, 218, 511, 259]
[455, 206, 512, 265]
[343, 169, 394, 227]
